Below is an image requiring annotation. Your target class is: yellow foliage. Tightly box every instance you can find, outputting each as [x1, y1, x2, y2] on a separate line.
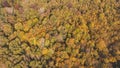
[88, 40, 95, 47]
[23, 24, 30, 32]
[14, 22, 23, 30]
[23, 20, 32, 32]
[89, 22, 95, 28]
[21, 35, 28, 41]
[109, 57, 117, 62]
[32, 18, 39, 23]
[96, 39, 106, 51]
[28, 37, 37, 45]
[99, 13, 105, 20]
[42, 48, 49, 55]
[17, 31, 27, 41]
[61, 52, 69, 59]
[0, 0, 120, 68]
[70, 57, 77, 62]
[104, 57, 117, 63]
[66, 38, 75, 46]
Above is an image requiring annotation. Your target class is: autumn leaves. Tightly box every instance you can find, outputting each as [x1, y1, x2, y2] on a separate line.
[0, 0, 120, 68]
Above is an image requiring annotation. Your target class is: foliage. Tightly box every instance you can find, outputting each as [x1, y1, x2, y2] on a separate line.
[0, 0, 120, 68]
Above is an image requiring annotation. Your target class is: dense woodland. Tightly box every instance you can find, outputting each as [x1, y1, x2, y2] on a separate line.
[0, 0, 120, 68]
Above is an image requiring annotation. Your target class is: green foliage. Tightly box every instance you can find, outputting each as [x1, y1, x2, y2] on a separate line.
[9, 38, 23, 55]
[14, 22, 23, 30]
[0, 36, 8, 46]
[2, 23, 13, 36]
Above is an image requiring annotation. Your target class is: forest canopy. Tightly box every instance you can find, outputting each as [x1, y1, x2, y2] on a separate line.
[0, 0, 120, 68]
